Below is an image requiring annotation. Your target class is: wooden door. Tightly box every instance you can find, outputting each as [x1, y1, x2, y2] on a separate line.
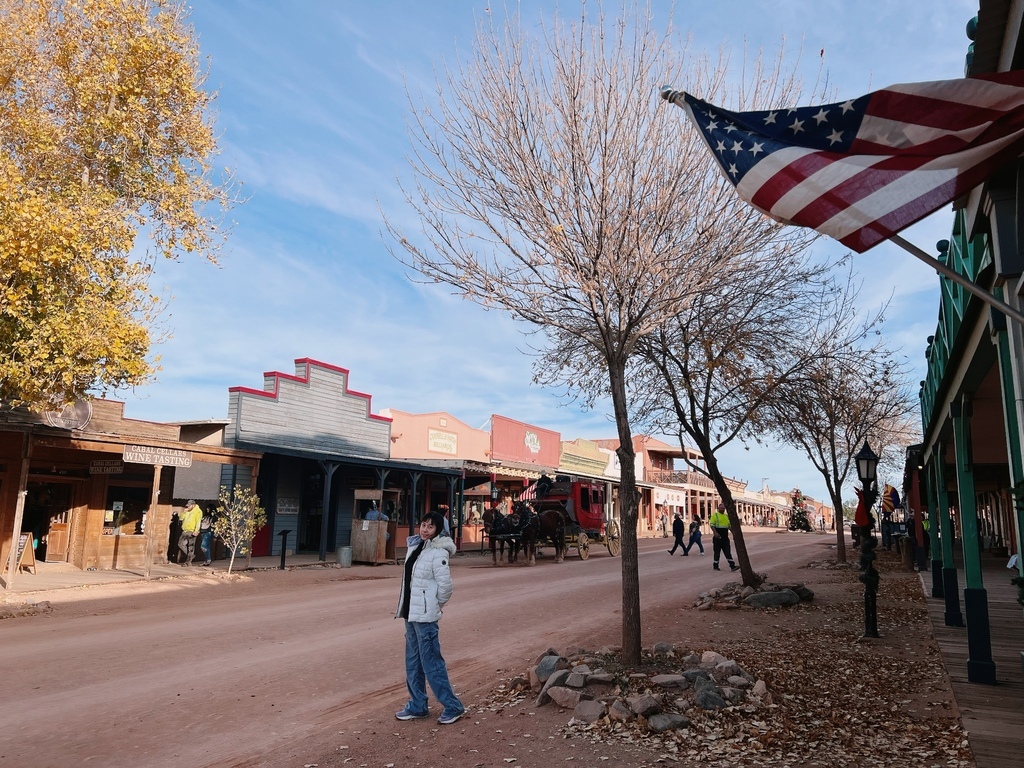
[45, 483, 74, 562]
[46, 522, 70, 562]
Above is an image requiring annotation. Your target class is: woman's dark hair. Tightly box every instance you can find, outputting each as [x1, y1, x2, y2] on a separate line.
[421, 511, 446, 536]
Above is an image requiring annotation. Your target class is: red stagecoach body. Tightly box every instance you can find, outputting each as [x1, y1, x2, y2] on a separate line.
[518, 476, 620, 559]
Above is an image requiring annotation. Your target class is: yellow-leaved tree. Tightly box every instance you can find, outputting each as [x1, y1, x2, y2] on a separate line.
[0, 0, 237, 409]
[211, 486, 267, 575]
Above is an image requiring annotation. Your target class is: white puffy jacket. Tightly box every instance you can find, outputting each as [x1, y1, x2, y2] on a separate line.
[395, 535, 456, 623]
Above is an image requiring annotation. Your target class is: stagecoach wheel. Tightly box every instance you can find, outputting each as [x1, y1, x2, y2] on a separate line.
[605, 521, 621, 557]
[577, 531, 590, 560]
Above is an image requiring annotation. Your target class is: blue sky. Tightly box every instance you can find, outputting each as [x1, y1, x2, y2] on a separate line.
[129, 0, 980, 506]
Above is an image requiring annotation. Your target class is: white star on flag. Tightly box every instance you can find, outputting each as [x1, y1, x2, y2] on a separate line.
[661, 72, 1024, 252]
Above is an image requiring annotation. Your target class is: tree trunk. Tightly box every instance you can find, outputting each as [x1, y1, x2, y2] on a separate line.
[831, 489, 847, 563]
[608, 361, 641, 666]
[703, 451, 762, 588]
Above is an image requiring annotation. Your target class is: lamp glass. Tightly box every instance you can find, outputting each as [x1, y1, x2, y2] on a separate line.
[854, 441, 879, 486]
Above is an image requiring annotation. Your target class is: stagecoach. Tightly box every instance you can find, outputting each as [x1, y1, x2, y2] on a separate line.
[518, 476, 621, 560]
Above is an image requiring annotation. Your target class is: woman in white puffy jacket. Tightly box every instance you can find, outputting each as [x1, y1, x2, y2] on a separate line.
[394, 511, 465, 725]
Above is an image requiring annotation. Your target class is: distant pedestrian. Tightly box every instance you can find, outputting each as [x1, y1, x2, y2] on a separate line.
[177, 500, 202, 566]
[659, 509, 669, 538]
[710, 504, 738, 572]
[667, 512, 685, 555]
[683, 514, 704, 556]
[198, 506, 214, 566]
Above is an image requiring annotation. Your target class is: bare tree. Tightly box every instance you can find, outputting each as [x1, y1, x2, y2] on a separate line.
[634, 240, 859, 586]
[386, 5, 812, 662]
[762, 291, 918, 563]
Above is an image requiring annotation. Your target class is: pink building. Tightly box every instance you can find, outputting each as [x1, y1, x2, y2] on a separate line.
[379, 409, 560, 548]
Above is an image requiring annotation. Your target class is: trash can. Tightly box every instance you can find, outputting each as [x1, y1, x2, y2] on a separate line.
[337, 546, 353, 568]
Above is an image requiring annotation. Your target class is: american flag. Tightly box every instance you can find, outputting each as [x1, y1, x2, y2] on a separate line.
[661, 72, 1024, 253]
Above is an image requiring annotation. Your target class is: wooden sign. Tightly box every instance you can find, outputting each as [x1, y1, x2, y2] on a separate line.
[16, 532, 36, 574]
[44, 398, 93, 430]
[123, 444, 193, 467]
[90, 459, 124, 475]
[276, 497, 299, 516]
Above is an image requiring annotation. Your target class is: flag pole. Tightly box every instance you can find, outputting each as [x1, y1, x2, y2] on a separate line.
[889, 234, 1024, 326]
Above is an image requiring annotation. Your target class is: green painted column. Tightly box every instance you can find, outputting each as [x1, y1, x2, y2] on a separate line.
[932, 444, 963, 626]
[925, 463, 942, 598]
[992, 302, 1024, 581]
[950, 395, 996, 684]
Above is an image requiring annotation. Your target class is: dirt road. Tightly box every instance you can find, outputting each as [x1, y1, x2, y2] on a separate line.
[0, 530, 821, 767]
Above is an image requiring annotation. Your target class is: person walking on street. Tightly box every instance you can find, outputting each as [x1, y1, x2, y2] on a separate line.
[177, 500, 202, 566]
[683, 514, 704, 555]
[710, 503, 739, 571]
[667, 512, 685, 554]
[394, 511, 465, 726]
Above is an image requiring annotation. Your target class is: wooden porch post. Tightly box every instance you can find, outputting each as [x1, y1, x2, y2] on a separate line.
[143, 464, 163, 579]
[933, 443, 964, 626]
[318, 461, 339, 562]
[447, 475, 459, 546]
[925, 464, 943, 598]
[2, 432, 32, 590]
[408, 472, 421, 535]
[991, 299, 1024, 575]
[951, 396, 997, 684]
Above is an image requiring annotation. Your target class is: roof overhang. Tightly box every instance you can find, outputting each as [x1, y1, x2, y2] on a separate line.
[232, 441, 461, 477]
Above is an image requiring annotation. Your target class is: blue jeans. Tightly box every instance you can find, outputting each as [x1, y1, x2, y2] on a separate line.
[404, 620, 463, 717]
[199, 531, 213, 562]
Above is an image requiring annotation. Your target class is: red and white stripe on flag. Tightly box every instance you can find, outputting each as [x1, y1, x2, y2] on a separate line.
[671, 72, 1024, 253]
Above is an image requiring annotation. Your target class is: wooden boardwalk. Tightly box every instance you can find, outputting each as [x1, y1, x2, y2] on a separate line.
[922, 555, 1024, 768]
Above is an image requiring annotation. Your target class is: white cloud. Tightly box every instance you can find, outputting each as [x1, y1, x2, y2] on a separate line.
[117, 1, 978, 511]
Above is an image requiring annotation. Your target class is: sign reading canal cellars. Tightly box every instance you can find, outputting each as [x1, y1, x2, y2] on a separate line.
[122, 444, 193, 467]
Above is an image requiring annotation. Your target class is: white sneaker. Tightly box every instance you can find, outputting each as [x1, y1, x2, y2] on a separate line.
[438, 709, 465, 725]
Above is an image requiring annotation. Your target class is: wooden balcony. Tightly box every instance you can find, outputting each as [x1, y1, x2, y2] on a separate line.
[646, 468, 715, 487]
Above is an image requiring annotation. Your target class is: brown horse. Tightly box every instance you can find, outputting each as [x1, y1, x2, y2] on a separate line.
[520, 503, 567, 565]
[483, 507, 525, 565]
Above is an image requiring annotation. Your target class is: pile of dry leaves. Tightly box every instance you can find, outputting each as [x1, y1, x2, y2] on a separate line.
[483, 550, 973, 768]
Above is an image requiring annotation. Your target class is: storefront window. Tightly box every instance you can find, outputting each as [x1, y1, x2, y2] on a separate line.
[104, 485, 150, 535]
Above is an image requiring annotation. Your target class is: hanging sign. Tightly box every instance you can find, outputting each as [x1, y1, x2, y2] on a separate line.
[90, 459, 124, 475]
[123, 445, 193, 467]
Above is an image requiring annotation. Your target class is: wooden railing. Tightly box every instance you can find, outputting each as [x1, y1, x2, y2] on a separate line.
[646, 468, 715, 487]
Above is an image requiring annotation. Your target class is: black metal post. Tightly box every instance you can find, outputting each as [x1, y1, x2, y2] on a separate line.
[859, 484, 880, 639]
[278, 529, 291, 570]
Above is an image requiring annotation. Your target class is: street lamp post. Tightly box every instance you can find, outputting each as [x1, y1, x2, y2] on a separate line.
[855, 441, 881, 639]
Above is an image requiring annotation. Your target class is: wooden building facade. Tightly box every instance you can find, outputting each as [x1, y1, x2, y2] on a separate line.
[0, 399, 260, 587]
[225, 359, 461, 560]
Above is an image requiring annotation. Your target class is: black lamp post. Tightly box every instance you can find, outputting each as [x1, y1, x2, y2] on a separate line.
[854, 441, 880, 639]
